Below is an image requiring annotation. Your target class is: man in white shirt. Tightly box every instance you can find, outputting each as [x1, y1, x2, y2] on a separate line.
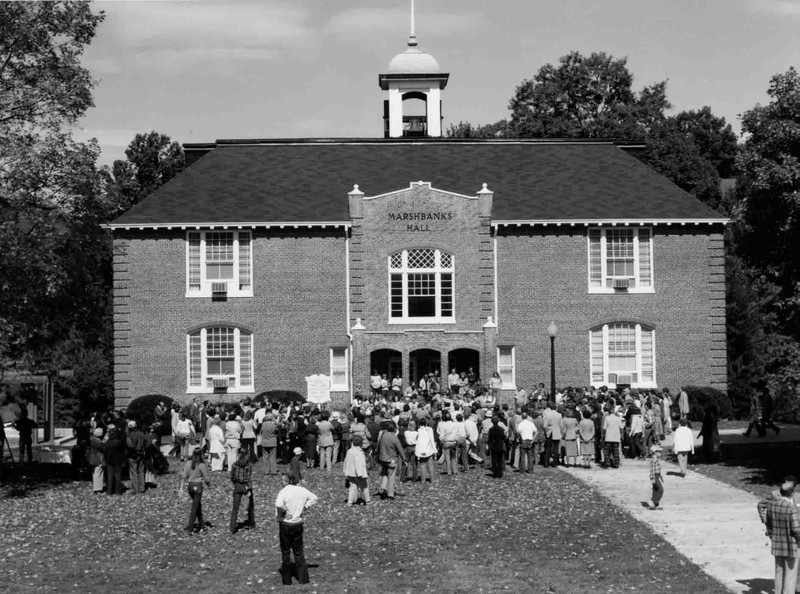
[275, 473, 318, 585]
[253, 402, 267, 460]
[448, 368, 461, 394]
[672, 418, 695, 477]
[516, 412, 538, 473]
[464, 413, 480, 467]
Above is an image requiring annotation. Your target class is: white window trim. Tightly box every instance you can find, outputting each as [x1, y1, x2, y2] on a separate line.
[587, 227, 655, 294]
[589, 323, 657, 389]
[387, 249, 456, 324]
[186, 327, 255, 394]
[330, 347, 349, 390]
[185, 230, 254, 298]
[496, 346, 516, 390]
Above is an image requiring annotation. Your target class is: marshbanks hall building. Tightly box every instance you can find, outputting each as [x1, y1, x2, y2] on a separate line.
[107, 34, 728, 409]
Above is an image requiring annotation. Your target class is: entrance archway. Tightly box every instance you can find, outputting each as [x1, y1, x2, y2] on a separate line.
[409, 348, 441, 387]
[448, 348, 480, 384]
[370, 349, 402, 384]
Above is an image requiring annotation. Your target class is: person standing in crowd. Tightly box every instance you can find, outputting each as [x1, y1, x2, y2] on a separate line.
[88, 427, 106, 493]
[289, 446, 304, 483]
[240, 410, 257, 462]
[343, 435, 371, 505]
[225, 413, 242, 472]
[543, 402, 563, 467]
[743, 392, 763, 437]
[330, 411, 342, 464]
[377, 422, 404, 500]
[260, 412, 279, 475]
[760, 477, 800, 594]
[448, 367, 461, 394]
[174, 411, 195, 462]
[207, 417, 226, 472]
[464, 412, 480, 469]
[578, 410, 596, 469]
[698, 403, 721, 463]
[414, 418, 438, 484]
[661, 388, 674, 434]
[454, 413, 469, 473]
[230, 448, 255, 534]
[532, 410, 546, 467]
[488, 416, 506, 478]
[317, 411, 334, 472]
[673, 418, 695, 477]
[169, 403, 182, 457]
[370, 370, 382, 397]
[602, 406, 623, 469]
[516, 411, 537, 474]
[436, 410, 458, 475]
[561, 409, 579, 467]
[678, 387, 690, 420]
[179, 447, 211, 534]
[647, 444, 664, 510]
[275, 472, 318, 586]
[126, 420, 147, 494]
[303, 414, 319, 469]
[340, 413, 352, 464]
[13, 408, 38, 465]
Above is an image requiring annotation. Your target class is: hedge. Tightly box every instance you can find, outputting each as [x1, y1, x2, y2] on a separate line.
[683, 386, 733, 421]
[126, 394, 174, 434]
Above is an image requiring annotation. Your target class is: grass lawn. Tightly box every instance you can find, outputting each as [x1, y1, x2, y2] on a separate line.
[1, 459, 724, 593]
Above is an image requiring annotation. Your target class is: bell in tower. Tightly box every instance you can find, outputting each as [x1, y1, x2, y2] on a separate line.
[378, 0, 449, 138]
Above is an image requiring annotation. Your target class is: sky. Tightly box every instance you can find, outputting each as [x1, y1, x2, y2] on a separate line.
[75, 0, 800, 167]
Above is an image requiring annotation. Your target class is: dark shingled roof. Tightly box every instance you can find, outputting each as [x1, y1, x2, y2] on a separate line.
[110, 139, 725, 226]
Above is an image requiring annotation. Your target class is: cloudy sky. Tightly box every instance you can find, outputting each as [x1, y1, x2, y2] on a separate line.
[76, 0, 800, 166]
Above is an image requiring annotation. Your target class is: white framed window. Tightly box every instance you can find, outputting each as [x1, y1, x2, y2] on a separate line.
[186, 231, 253, 297]
[330, 347, 349, 390]
[497, 346, 516, 389]
[388, 248, 454, 324]
[589, 323, 656, 388]
[187, 326, 254, 393]
[588, 227, 653, 293]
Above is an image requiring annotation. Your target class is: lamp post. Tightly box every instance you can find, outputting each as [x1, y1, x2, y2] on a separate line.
[547, 321, 558, 402]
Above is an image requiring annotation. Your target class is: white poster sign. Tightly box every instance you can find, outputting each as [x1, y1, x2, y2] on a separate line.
[306, 374, 331, 404]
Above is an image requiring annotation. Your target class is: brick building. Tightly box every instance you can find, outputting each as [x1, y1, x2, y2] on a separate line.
[106, 32, 727, 408]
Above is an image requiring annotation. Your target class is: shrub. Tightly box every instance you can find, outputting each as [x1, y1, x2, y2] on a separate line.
[683, 386, 733, 421]
[254, 390, 305, 406]
[126, 394, 174, 434]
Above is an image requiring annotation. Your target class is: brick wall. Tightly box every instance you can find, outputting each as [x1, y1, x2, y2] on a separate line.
[113, 228, 348, 407]
[496, 225, 727, 392]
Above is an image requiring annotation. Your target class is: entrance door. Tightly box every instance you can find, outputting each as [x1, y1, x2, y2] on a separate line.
[448, 348, 480, 384]
[370, 349, 401, 383]
[409, 348, 441, 387]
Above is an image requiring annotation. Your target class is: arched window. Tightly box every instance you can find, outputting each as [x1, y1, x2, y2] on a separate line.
[187, 326, 253, 393]
[389, 248, 454, 323]
[589, 322, 656, 388]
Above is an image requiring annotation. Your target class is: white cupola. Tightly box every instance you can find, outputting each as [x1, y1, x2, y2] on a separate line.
[378, 0, 449, 138]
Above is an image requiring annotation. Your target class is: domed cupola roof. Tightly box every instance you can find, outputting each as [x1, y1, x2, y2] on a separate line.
[387, 39, 442, 75]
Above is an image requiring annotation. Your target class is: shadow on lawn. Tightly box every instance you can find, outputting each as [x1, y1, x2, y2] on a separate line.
[0, 463, 84, 497]
[678, 441, 800, 488]
[735, 577, 773, 594]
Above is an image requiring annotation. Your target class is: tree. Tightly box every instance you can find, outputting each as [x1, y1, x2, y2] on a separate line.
[507, 51, 670, 140]
[446, 119, 509, 138]
[668, 107, 739, 178]
[112, 131, 185, 208]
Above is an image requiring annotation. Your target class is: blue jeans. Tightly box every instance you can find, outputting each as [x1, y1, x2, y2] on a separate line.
[279, 522, 308, 585]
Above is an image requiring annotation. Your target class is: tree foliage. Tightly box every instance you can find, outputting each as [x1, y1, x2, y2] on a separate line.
[111, 131, 185, 208]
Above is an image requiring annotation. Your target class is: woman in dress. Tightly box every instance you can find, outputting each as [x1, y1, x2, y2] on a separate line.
[179, 447, 211, 534]
[316, 411, 334, 472]
[577, 409, 596, 469]
[560, 408, 580, 467]
[414, 418, 438, 483]
[304, 414, 319, 469]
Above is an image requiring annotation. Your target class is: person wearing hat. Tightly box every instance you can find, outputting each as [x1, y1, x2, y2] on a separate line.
[647, 444, 664, 509]
[88, 427, 106, 493]
[289, 446, 304, 482]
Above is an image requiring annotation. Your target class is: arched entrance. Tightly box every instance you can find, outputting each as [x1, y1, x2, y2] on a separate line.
[448, 348, 480, 383]
[370, 349, 402, 383]
[409, 348, 441, 387]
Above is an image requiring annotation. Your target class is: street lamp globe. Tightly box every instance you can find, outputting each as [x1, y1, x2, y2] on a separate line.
[547, 321, 558, 338]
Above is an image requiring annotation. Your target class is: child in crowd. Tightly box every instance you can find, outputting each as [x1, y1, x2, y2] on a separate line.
[648, 444, 664, 510]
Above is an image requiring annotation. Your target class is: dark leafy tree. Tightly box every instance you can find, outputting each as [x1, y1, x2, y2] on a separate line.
[112, 131, 185, 208]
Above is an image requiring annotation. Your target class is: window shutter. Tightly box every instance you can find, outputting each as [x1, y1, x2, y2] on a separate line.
[590, 328, 604, 383]
[390, 273, 403, 317]
[638, 228, 652, 287]
[588, 229, 602, 287]
[239, 331, 252, 387]
[189, 331, 202, 386]
[238, 232, 251, 291]
[440, 272, 453, 317]
[640, 327, 655, 382]
[188, 233, 201, 291]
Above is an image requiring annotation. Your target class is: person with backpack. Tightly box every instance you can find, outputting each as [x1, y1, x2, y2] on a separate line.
[230, 448, 255, 534]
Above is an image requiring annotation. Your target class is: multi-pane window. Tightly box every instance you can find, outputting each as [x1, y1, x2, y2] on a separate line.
[589, 323, 656, 387]
[497, 346, 515, 387]
[330, 347, 348, 390]
[388, 248, 454, 323]
[187, 326, 254, 393]
[186, 231, 253, 296]
[588, 227, 653, 292]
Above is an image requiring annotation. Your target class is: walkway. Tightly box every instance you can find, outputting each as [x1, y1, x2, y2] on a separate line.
[562, 456, 774, 594]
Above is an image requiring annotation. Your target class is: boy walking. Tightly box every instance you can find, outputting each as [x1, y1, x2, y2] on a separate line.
[648, 444, 664, 509]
